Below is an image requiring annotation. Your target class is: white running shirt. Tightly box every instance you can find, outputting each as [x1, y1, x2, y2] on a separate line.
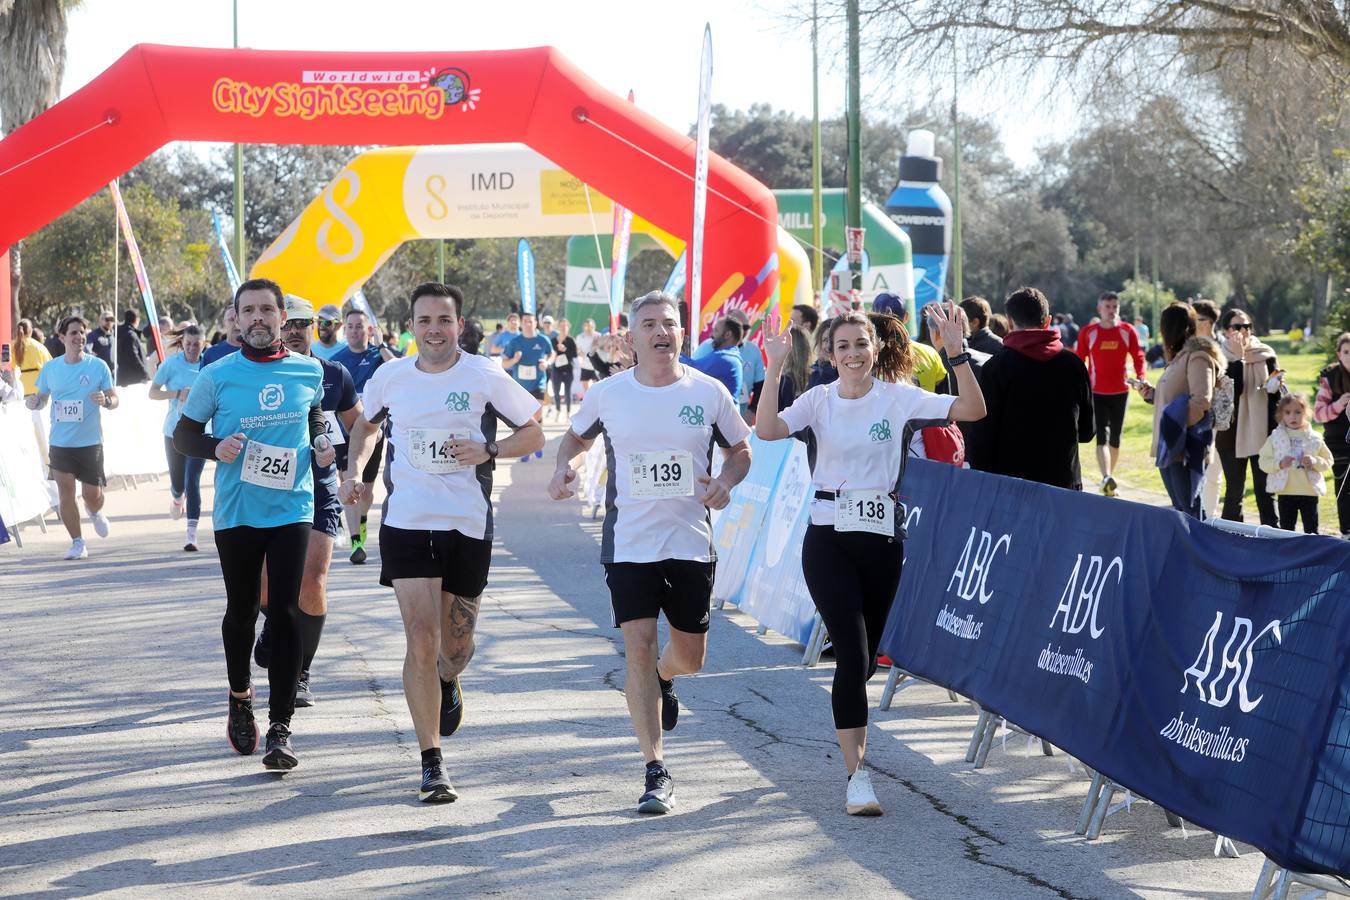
[361, 353, 540, 539]
[780, 378, 955, 527]
[570, 366, 751, 563]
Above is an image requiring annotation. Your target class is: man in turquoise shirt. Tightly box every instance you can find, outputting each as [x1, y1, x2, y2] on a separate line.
[27, 315, 118, 560]
[176, 277, 334, 772]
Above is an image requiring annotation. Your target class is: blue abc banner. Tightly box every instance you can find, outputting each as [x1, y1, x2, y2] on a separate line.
[736, 441, 818, 647]
[882, 459, 1350, 875]
[517, 239, 536, 315]
[712, 435, 790, 607]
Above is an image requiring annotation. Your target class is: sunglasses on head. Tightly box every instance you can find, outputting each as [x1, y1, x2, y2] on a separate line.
[1230, 322, 1253, 331]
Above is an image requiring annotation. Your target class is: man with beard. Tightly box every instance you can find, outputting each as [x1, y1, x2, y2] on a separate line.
[333, 307, 396, 563]
[310, 304, 344, 360]
[253, 295, 362, 707]
[174, 278, 335, 771]
[342, 282, 543, 803]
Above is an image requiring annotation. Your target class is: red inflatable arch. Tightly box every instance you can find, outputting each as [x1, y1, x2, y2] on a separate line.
[0, 44, 778, 358]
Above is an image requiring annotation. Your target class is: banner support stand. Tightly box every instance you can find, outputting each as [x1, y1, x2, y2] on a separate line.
[1251, 858, 1350, 899]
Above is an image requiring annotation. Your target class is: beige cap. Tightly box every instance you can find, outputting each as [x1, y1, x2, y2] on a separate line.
[284, 295, 316, 319]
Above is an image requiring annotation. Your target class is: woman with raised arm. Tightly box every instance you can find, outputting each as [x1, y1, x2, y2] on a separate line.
[755, 305, 985, 817]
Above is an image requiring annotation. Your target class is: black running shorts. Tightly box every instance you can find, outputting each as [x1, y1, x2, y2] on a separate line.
[379, 523, 491, 598]
[49, 444, 106, 487]
[604, 559, 716, 633]
[1093, 392, 1129, 447]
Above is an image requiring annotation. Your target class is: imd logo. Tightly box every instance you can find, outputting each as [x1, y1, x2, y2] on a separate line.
[258, 383, 285, 411]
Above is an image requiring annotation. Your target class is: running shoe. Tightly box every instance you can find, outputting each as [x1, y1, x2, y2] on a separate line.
[253, 620, 271, 669]
[227, 688, 259, 756]
[350, 541, 367, 565]
[185, 522, 199, 552]
[420, 762, 458, 803]
[1103, 475, 1118, 497]
[295, 671, 314, 708]
[658, 673, 679, 732]
[262, 722, 298, 770]
[64, 538, 88, 560]
[170, 494, 185, 520]
[440, 674, 464, 736]
[184, 541, 199, 553]
[638, 762, 675, 814]
[89, 510, 111, 538]
[845, 766, 883, 816]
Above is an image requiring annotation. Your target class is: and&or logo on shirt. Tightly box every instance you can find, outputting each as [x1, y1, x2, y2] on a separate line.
[869, 419, 893, 442]
[678, 404, 706, 426]
[445, 391, 471, 412]
[258, 383, 286, 411]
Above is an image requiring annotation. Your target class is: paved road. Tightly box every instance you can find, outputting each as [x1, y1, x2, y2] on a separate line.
[1, 419, 1268, 897]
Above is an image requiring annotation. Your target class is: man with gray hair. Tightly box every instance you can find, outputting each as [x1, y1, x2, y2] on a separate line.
[548, 290, 752, 815]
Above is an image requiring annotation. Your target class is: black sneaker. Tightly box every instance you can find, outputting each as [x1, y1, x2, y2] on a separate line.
[253, 621, 271, 669]
[658, 673, 679, 732]
[350, 541, 367, 565]
[262, 722, 298, 771]
[638, 762, 675, 814]
[227, 689, 258, 756]
[440, 674, 464, 737]
[419, 762, 458, 803]
[295, 672, 314, 708]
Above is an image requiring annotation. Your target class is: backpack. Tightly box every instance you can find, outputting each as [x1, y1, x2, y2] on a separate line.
[920, 423, 966, 466]
[1212, 372, 1235, 432]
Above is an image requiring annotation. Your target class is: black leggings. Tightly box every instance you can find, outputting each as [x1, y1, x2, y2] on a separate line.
[550, 365, 573, 412]
[1218, 447, 1277, 526]
[215, 523, 310, 725]
[801, 525, 904, 730]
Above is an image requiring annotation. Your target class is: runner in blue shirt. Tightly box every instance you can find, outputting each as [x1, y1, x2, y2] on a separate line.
[331, 307, 395, 564]
[149, 324, 205, 551]
[174, 278, 334, 772]
[26, 315, 118, 560]
[310, 304, 344, 360]
[252, 295, 363, 709]
[489, 312, 520, 358]
[501, 311, 553, 461]
[201, 305, 242, 367]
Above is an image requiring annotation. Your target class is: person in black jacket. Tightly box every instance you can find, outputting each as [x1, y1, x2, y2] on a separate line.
[968, 287, 1094, 489]
[959, 295, 1004, 356]
[116, 308, 151, 386]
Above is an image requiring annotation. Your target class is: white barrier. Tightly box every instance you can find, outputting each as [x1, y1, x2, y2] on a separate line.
[102, 383, 170, 478]
[0, 400, 53, 528]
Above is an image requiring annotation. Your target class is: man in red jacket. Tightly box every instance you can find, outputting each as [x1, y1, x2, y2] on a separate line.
[1075, 291, 1146, 496]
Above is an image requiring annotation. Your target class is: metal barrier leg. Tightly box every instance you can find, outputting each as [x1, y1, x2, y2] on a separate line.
[756, 623, 768, 635]
[802, 614, 824, 667]
[1214, 835, 1240, 859]
[1085, 781, 1118, 840]
[1251, 858, 1279, 900]
[1040, 738, 1054, 757]
[1163, 809, 1183, 828]
[973, 715, 1000, 768]
[965, 708, 992, 763]
[879, 666, 902, 711]
[1270, 869, 1292, 900]
[1076, 770, 1105, 835]
[947, 689, 960, 702]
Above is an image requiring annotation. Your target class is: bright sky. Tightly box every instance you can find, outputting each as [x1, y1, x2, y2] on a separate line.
[62, 0, 1076, 171]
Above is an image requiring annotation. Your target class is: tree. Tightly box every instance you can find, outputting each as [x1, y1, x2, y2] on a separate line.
[0, 0, 75, 337]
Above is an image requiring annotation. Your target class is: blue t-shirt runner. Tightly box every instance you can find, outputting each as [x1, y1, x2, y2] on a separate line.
[36, 353, 115, 449]
[202, 340, 240, 367]
[504, 332, 553, 397]
[181, 350, 325, 530]
[331, 344, 386, 396]
[152, 351, 202, 438]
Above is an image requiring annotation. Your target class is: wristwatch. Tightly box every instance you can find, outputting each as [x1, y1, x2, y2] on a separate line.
[486, 441, 499, 460]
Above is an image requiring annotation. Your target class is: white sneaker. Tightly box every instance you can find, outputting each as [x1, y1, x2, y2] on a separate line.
[845, 766, 883, 816]
[89, 510, 111, 538]
[64, 538, 88, 560]
[184, 521, 199, 552]
[170, 495, 185, 520]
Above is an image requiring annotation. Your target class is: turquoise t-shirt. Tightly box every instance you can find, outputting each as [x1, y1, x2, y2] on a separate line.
[151, 351, 202, 438]
[181, 351, 325, 530]
[311, 339, 343, 360]
[35, 353, 114, 448]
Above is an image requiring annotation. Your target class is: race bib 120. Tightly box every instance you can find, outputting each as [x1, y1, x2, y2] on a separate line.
[409, 429, 470, 474]
[834, 490, 893, 536]
[54, 399, 84, 423]
[628, 450, 694, 499]
[240, 439, 297, 491]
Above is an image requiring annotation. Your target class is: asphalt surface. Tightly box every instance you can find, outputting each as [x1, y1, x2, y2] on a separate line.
[0, 417, 1272, 897]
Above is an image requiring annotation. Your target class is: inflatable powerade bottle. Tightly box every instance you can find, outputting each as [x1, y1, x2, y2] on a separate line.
[884, 129, 952, 311]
